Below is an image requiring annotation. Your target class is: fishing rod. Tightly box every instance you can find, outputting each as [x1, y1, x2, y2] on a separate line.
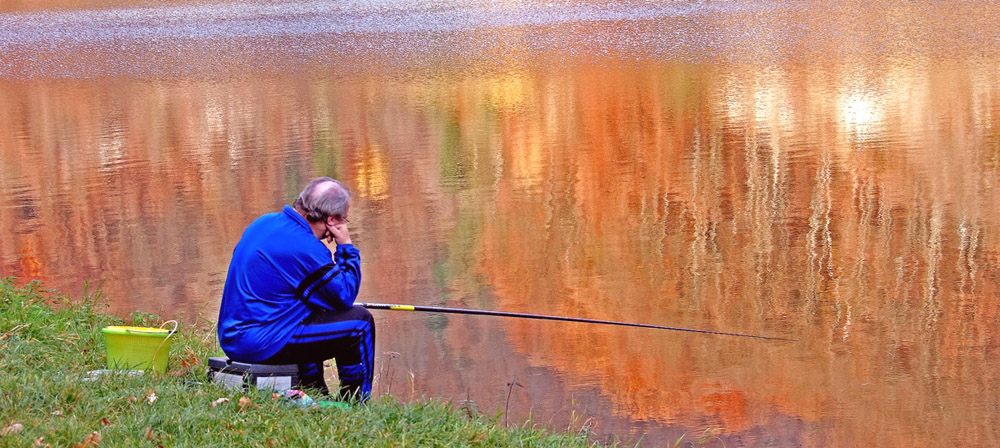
[358, 302, 796, 342]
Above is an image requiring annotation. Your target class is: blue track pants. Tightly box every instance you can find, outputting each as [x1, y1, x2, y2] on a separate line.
[262, 305, 375, 402]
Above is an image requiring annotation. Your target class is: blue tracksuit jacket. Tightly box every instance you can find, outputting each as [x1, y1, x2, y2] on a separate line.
[217, 205, 361, 362]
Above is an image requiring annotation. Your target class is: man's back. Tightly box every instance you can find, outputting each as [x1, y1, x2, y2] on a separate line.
[218, 206, 337, 362]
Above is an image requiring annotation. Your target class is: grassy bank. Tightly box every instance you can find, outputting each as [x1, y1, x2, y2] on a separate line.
[0, 279, 601, 447]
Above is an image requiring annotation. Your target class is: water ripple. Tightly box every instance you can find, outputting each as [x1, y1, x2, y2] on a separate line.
[8, 0, 998, 79]
[0, 1, 773, 45]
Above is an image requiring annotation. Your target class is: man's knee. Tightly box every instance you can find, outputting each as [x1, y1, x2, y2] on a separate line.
[349, 305, 374, 325]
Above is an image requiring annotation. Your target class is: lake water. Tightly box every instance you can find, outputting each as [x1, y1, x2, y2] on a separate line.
[2, 0, 999, 445]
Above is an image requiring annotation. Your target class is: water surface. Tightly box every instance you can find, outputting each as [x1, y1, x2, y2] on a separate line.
[2, 1, 1000, 446]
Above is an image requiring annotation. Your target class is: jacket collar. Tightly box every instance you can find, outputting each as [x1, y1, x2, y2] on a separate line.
[283, 205, 311, 231]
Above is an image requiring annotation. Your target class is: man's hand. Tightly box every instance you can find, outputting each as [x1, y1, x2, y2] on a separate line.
[327, 222, 352, 245]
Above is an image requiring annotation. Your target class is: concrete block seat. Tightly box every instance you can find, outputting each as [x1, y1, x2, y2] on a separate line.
[206, 357, 299, 392]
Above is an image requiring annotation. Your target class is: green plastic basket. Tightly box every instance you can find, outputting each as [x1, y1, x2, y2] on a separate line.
[102, 323, 177, 373]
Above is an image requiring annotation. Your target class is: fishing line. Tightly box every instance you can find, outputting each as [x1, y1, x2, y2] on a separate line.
[358, 302, 796, 342]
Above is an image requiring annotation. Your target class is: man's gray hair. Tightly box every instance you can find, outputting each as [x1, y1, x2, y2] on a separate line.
[293, 177, 351, 222]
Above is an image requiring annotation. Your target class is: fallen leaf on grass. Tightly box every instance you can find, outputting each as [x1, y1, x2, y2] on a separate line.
[0, 323, 29, 342]
[100, 418, 111, 426]
[145, 389, 157, 404]
[1, 423, 23, 436]
[72, 431, 101, 447]
[145, 426, 155, 440]
[179, 348, 201, 368]
[211, 398, 230, 408]
[238, 396, 255, 411]
[33, 436, 50, 447]
[127, 396, 138, 404]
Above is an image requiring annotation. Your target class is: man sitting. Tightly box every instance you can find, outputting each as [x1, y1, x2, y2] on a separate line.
[217, 177, 374, 402]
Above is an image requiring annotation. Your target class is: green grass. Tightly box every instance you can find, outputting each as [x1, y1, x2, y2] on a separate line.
[0, 278, 603, 447]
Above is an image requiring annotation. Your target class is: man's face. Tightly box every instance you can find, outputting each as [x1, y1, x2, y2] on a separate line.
[326, 204, 349, 227]
[322, 204, 350, 241]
